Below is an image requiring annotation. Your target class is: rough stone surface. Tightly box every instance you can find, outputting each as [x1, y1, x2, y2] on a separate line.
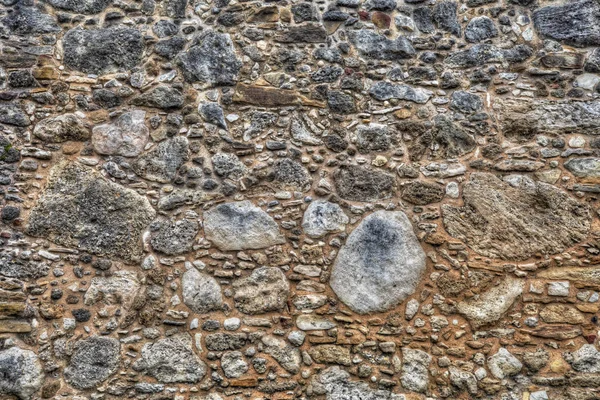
[26, 161, 155, 263]
[0, 346, 43, 400]
[203, 201, 285, 251]
[302, 200, 349, 238]
[233, 267, 289, 314]
[132, 136, 189, 183]
[330, 211, 426, 314]
[33, 114, 90, 143]
[65, 337, 120, 389]
[150, 218, 199, 255]
[442, 173, 591, 260]
[92, 110, 149, 157]
[182, 268, 223, 314]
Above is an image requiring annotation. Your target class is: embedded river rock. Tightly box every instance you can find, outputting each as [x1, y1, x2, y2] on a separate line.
[330, 210, 426, 314]
[4, 0, 600, 398]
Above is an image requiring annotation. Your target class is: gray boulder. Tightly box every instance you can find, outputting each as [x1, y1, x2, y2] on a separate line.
[182, 267, 223, 314]
[401, 348, 431, 393]
[487, 348, 522, 379]
[63, 27, 144, 75]
[134, 334, 207, 383]
[221, 351, 248, 378]
[130, 85, 184, 109]
[65, 337, 120, 389]
[0, 346, 43, 399]
[330, 211, 426, 314]
[199, 103, 227, 130]
[566, 344, 600, 373]
[92, 110, 149, 157]
[132, 136, 189, 183]
[369, 81, 433, 103]
[350, 30, 415, 60]
[177, 31, 242, 86]
[450, 91, 483, 114]
[233, 267, 289, 314]
[333, 165, 396, 202]
[203, 201, 285, 251]
[0, 103, 30, 127]
[1, 6, 60, 35]
[442, 173, 591, 260]
[311, 366, 401, 400]
[26, 161, 156, 263]
[465, 16, 497, 43]
[45, 0, 113, 14]
[84, 270, 141, 309]
[302, 200, 349, 238]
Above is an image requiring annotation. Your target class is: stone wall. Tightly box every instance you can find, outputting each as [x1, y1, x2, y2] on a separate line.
[0, 0, 600, 399]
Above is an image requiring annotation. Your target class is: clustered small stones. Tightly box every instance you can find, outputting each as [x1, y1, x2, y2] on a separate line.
[1, 0, 600, 399]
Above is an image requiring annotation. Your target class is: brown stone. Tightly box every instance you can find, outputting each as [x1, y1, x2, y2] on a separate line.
[521, 325, 582, 340]
[0, 320, 32, 333]
[540, 304, 586, 324]
[233, 84, 325, 108]
[0, 302, 25, 316]
[230, 377, 258, 387]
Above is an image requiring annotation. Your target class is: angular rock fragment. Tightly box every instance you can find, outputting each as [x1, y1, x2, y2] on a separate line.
[211, 153, 246, 179]
[233, 267, 289, 314]
[150, 218, 199, 255]
[433, 1, 460, 36]
[409, 116, 475, 160]
[63, 27, 144, 75]
[540, 304, 586, 324]
[565, 158, 600, 181]
[450, 91, 483, 113]
[290, 117, 322, 145]
[199, 103, 227, 130]
[233, 83, 325, 107]
[274, 23, 327, 43]
[271, 158, 311, 191]
[65, 337, 120, 389]
[84, 270, 141, 309]
[456, 276, 524, 329]
[34, 114, 90, 143]
[350, 30, 415, 60]
[333, 165, 395, 202]
[445, 44, 532, 68]
[566, 344, 600, 373]
[0, 252, 49, 279]
[0, 103, 30, 127]
[369, 81, 433, 103]
[92, 110, 148, 157]
[465, 16, 497, 42]
[533, 0, 600, 47]
[203, 201, 285, 251]
[330, 210, 426, 314]
[302, 200, 348, 238]
[442, 173, 590, 260]
[182, 267, 223, 314]
[262, 335, 301, 373]
[130, 85, 184, 109]
[27, 161, 156, 263]
[177, 31, 241, 86]
[487, 348, 522, 379]
[132, 136, 189, 183]
[310, 367, 399, 400]
[134, 334, 206, 383]
[309, 345, 352, 366]
[0, 346, 43, 400]
[327, 91, 356, 114]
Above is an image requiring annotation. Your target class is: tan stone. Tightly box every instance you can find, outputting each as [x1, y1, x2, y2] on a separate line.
[233, 83, 325, 108]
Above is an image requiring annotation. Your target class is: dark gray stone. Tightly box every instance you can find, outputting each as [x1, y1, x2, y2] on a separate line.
[291, 3, 317, 23]
[63, 27, 144, 75]
[533, 0, 600, 47]
[132, 136, 189, 183]
[65, 337, 120, 390]
[369, 81, 432, 103]
[327, 91, 356, 114]
[353, 124, 390, 153]
[0, 103, 30, 127]
[272, 158, 311, 191]
[450, 91, 483, 113]
[364, 0, 396, 11]
[413, 7, 435, 33]
[465, 16, 497, 42]
[330, 210, 426, 313]
[131, 85, 184, 109]
[199, 103, 227, 130]
[177, 31, 242, 86]
[433, 1, 460, 36]
[45, 0, 113, 14]
[445, 44, 532, 68]
[27, 161, 156, 263]
[1, 6, 60, 35]
[274, 23, 327, 43]
[333, 165, 395, 202]
[350, 30, 415, 60]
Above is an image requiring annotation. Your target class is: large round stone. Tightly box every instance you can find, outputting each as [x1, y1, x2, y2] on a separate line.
[329, 210, 426, 314]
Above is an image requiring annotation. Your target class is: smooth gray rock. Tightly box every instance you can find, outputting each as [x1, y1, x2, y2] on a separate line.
[177, 31, 242, 86]
[0, 346, 43, 400]
[330, 210, 426, 314]
[92, 110, 149, 157]
[533, 0, 600, 47]
[150, 218, 199, 255]
[204, 201, 285, 251]
[302, 200, 349, 238]
[26, 161, 156, 263]
[401, 348, 432, 393]
[442, 173, 591, 260]
[132, 136, 189, 183]
[369, 81, 432, 103]
[233, 267, 289, 314]
[182, 268, 223, 314]
[63, 27, 144, 75]
[65, 337, 120, 389]
[134, 334, 207, 383]
[34, 114, 90, 143]
[487, 348, 522, 379]
[350, 30, 415, 60]
[465, 16, 497, 42]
